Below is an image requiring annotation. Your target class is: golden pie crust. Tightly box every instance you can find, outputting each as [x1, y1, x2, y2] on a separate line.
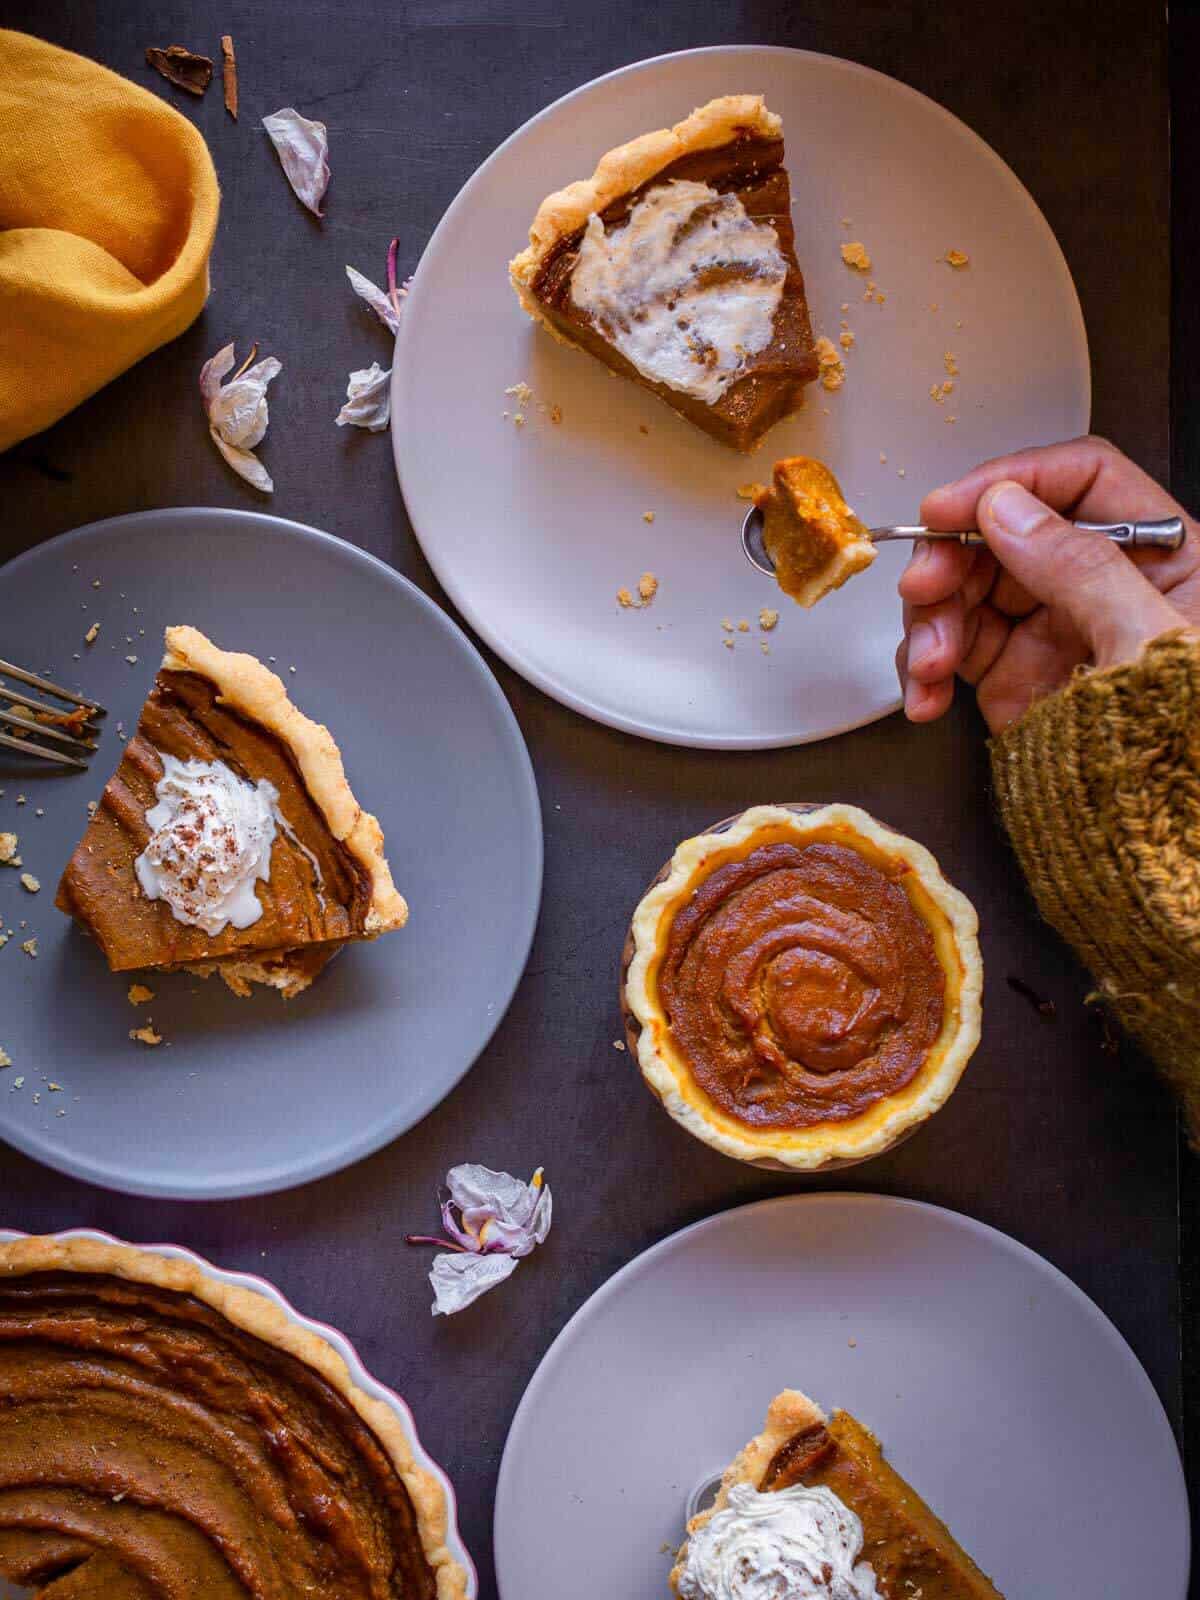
[0, 1234, 468, 1599]
[621, 803, 983, 1170]
[163, 626, 408, 937]
[509, 93, 781, 328]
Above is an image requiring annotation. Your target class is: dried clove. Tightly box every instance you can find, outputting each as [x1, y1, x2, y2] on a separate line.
[145, 45, 213, 96]
[1006, 974, 1057, 1020]
[221, 34, 238, 119]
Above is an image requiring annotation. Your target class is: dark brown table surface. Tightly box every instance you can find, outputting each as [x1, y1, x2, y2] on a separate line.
[1, 3, 1193, 1594]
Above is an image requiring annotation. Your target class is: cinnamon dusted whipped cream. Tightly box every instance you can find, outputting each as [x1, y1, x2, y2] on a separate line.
[676, 1482, 879, 1600]
[570, 180, 787, 404]
[134, 754, 279, 935]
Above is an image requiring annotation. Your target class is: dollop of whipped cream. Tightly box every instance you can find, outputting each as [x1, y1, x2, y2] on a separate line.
[676, 1482, 880, 1600]
[570, 179, 787, 404]
[134, 754, 280, 935]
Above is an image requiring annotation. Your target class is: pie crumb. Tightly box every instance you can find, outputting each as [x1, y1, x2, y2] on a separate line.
[637, 572, 658, 604]
[737, 482, 766, 501]
[760, 640, 770, 655]
[128, 983, 155, 1006]
[840, 241, 871, 271]
[612, 1039, 626, 1051]
[18, 874, 39, 894]
[20, 939, 37, 958]
[642, 510, 655, 524]
[944, 248, 970, 268]
[944, 351, 959, 377]
[0, 834, 17, 865]
[722, 637, 734, 650]
[512, 413, 526, 427]
[737, 620, 750, 633]
[125, 655, 138, 665]
[84, 622, 100, 645]
[839, 330, 855, 351]
[549, 405, 563, 424]
[759, 608, 779, 631]
[814, 336, 846, 392]
[617, 587, 636, 609]
[129, 1024, 163, 1047]
[721, 619, 734, 632]
[86, 800, 99, 818]
[0, 1049, 10, 1069]
[504, 381, 534, 408]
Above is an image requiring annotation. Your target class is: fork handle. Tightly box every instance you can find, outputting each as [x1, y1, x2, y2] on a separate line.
[895, 517, 1186, 550]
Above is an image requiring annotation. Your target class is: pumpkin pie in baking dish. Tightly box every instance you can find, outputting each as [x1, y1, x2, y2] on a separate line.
[56, 626, 407, 998]
[672, 1388, 1004, 1598]
[0, 1234, 467, 1597]
[621, 804, 982, 1170]
[510, 95, 819, 451]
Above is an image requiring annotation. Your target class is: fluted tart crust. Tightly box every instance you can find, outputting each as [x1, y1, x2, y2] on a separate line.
[622, 804, 982, 1169]
[0, 1234, 468, 1599]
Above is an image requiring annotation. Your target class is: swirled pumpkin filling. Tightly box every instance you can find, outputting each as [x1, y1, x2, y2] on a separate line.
[0, 1272, 436, 1598]
[656, 840, 945, 1129]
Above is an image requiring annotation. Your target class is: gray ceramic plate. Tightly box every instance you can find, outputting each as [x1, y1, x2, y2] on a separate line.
[494, 1193, 1189, 1597]
[394, 46, 1089, 749]
[0, 509, 542, 1199]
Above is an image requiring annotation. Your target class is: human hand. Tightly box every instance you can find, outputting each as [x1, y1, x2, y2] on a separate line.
[895, 436, 1200, 733]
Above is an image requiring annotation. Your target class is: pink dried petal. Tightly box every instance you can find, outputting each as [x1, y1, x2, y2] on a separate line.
[262, 107, 329, 217]
[346, 266, 400, 335]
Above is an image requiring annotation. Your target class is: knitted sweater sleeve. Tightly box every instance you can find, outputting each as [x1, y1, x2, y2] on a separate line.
[989, 629, 1200, 1142]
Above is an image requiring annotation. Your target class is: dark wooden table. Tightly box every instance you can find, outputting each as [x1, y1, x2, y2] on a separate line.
[1, 3, 1193, 1594]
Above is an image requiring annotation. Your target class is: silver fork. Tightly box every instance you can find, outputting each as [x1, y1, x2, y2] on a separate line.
[741, 508, 1187, 575]
[0, 658, 105, 770]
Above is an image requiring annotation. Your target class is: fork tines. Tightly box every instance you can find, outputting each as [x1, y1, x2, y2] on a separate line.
[0, 657, 106, 770]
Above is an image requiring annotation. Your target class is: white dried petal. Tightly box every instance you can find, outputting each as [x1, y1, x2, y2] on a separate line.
[209, 357, 282, 450]
[210, 428, 274, 494]
[346, 265, 400, 334]
[199, 343, 236, 407]
[443, 1163, 551, 1256]
[336, 362, 391, 432]
[429, 1251, 519, 1316]
[263, 107, 330, 216]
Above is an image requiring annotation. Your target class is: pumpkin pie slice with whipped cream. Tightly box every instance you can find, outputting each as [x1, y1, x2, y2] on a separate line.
[510, 95, 819, 451]
[56, 626, 407, 998]
[673, 1389, 1005, 1599]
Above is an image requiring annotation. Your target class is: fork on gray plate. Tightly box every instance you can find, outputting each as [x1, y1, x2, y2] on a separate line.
[0, 658, 105, 769]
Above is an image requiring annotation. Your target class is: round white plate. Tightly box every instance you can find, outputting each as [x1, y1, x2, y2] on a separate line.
[494, 1194, 1189, 1597]
[393, 46, 1090, 749]
[0, 1228, 477, 1596]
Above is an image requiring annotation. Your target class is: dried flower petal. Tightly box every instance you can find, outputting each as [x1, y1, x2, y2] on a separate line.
[408, 1163, 551, 1315]
[336, 363, 391, 432]
[346, 266, 401, 335]
[263, 107, 330, 217]
[146, 45, 212, 95]
[430, 1252, 520, 1317]
[201, 342, 281, 493]
[221, 34, 238, 119]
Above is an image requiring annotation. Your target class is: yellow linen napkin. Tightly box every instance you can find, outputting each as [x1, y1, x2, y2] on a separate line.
[0, 29, 220, 452]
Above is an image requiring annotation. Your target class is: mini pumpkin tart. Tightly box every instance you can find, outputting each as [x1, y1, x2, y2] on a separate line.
[0, 1234, 469, 1598]
[621, 804, 982, 1170]
[56, 626, 407, 998]
[509, 95, 819, 451]
[672, 1388, 1004, 1599]
[755, 454, 877, 607]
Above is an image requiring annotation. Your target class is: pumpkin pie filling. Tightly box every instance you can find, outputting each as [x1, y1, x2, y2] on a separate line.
[657, 839, 945, 1129]
[0, 1270, 440, 1598]
[55, 627, 407, 998]
[510, 96, 819, 451]
[622, 805, 983, 1169]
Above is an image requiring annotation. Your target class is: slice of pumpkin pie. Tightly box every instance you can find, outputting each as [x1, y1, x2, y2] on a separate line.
[673, 1389, 1005, 1599]
[510, 95, 819, 451]
[56, 626, 407, 998]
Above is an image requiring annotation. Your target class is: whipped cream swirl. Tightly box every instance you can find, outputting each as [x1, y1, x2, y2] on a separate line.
[676, 1482, 880, 1600]
[134, 754, 280, 935]
[570, 179, 786, 404]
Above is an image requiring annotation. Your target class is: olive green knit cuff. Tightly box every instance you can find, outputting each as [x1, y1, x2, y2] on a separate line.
[990, 629, 1200, 1136]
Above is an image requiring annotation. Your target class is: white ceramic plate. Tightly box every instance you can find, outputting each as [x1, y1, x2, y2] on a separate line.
[0, 1227, 477, 1598]
[494, 1194, 1189, 1597]
[393, 46, 1090, 749]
